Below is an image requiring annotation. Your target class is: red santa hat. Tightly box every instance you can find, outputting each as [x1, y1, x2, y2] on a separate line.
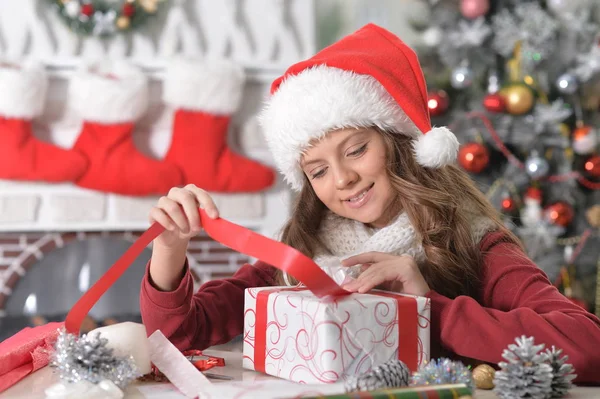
[259, 23, 459, 191]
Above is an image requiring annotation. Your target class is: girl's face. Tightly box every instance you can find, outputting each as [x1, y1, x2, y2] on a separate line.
[301, 127, 399, 228]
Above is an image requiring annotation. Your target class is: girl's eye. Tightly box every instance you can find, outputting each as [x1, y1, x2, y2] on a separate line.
[311, 168, 326, 179]
[348, 144, 367, 157]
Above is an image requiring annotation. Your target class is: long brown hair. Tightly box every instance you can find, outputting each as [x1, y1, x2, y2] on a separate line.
[276, 128, 522, 299]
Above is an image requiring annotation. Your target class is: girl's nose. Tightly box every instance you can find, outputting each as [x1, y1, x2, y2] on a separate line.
[334, 167, 358, 190]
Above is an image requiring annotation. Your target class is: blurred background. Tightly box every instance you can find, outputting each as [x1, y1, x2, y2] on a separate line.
[0, 0, 599, 341]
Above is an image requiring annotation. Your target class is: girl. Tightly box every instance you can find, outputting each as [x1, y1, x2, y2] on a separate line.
[140, 24, 600, 383]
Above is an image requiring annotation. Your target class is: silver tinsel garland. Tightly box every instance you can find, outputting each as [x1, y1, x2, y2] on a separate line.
[344, 359, 410, 392]
[410, 357, 474, 392]
[51, 328, 140, 389]
[493, 336, 553, 399]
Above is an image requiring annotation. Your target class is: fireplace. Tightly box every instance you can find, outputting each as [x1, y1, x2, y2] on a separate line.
[0, 0, 314, 339]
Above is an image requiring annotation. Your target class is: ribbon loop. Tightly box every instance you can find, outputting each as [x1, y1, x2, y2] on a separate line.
[65, 209, 349, 335]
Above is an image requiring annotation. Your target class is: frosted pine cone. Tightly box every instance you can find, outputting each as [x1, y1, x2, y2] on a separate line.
[544, 346, 576, 398]
[344, 359, 410, 392]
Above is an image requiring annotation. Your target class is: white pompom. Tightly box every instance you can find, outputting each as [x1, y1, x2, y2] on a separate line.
[412, 127, 459, 168]
[89, 322, 151, 375]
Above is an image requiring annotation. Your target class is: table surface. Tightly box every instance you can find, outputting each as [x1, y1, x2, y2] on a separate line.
[3, 342, 599, 399]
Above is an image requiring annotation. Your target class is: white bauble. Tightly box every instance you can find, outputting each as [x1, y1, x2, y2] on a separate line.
[89, 322, 152, 375]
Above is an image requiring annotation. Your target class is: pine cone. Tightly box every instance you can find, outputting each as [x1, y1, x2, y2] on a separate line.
[344, 359, 410, 392]
[493, 336, 553, 399]
[544, 346, 577, 398]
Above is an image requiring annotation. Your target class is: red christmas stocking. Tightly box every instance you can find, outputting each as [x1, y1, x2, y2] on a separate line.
[0, 61, 87, 182]
[163, 59, 275, 193]
[69, 62, 184, 196]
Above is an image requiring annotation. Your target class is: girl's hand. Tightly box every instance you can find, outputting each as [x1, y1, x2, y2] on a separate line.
[340, 252, 430, 296]
[149, 184, 220, 249]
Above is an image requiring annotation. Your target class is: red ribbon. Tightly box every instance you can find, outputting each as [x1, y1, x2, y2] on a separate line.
[253, 288, 419, 374]
[65, 209, 348, 335]
[64, 209, 419, 374]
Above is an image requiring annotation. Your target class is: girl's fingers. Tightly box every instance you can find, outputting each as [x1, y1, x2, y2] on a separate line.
[149, 207, 176, 231]
[169, 187, 202, 232]
[342, 252, 395, 267]
[343, 262, 402, 293]
[186, 184, 220, 219]
[157, 196, 190, 234]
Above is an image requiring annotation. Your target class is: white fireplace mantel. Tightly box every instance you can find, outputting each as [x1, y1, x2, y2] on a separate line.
[0, 0, 313, 237]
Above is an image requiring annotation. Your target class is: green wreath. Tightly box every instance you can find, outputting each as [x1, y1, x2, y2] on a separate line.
[49, 0, 165, 38]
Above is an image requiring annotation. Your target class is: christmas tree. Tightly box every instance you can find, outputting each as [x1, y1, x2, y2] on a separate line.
[412, 0, 600, 315]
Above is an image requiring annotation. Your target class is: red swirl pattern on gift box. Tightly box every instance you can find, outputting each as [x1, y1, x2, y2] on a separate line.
[250, 289, 420, 383]
[417, 299, 431, 366]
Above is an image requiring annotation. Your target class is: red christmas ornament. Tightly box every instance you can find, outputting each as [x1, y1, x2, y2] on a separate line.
[81, 3, 95, 17]
[427, 90, 449, 116]
[458, 142, 489, 173]
[501, 196, 516, 212]
[483, 93, 506, 113]
[123, 3, 136, 17]
[460, 0, 490, 19]
[545, 201, 574, 227]
[525, 186, 543, 203]
[583, 155, 600, 178]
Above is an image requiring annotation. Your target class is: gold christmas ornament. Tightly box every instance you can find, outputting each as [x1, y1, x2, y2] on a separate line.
[472, 364, 496, 389]
[501, 84, 535, 115]
[116, 16, 131, 29]
[586, 205, 600, 228]
[139, 0, 159, 13]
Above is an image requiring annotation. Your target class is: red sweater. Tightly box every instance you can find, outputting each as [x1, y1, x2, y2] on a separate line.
[140, 231, 600, 383]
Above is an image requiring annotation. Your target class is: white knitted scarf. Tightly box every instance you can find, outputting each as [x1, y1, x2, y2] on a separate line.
[311, 210, 497, 285]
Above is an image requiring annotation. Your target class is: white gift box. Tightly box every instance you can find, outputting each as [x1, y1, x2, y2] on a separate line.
[242, 287, 430, 384]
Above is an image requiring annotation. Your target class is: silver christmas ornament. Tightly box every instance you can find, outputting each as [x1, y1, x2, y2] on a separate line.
[487, 70, 501, 94]
[450, 65, 474, 89]
[422, 26, 443, 48]
[525, 152, 550, 180]
[555, 73, 579, 95]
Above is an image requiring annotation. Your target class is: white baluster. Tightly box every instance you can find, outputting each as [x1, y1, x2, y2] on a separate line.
[158, 0, 201, 58]
[80, 36, 107, 59]
[248, 0, 302, 63]
[107, 35, 128, 58]
[131, 32, 156, 62]
[0, 0, 54, 59]
[218, 0, 253, 59]
[46, 8, 79, 58]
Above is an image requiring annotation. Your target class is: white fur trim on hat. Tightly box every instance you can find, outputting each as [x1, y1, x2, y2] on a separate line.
[259, 65, 422, 191]
[163, 58, 245, 114]
[413, 127, 459, 168]
[0, 60, 47, 119]
[69, 61, 148, 123]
